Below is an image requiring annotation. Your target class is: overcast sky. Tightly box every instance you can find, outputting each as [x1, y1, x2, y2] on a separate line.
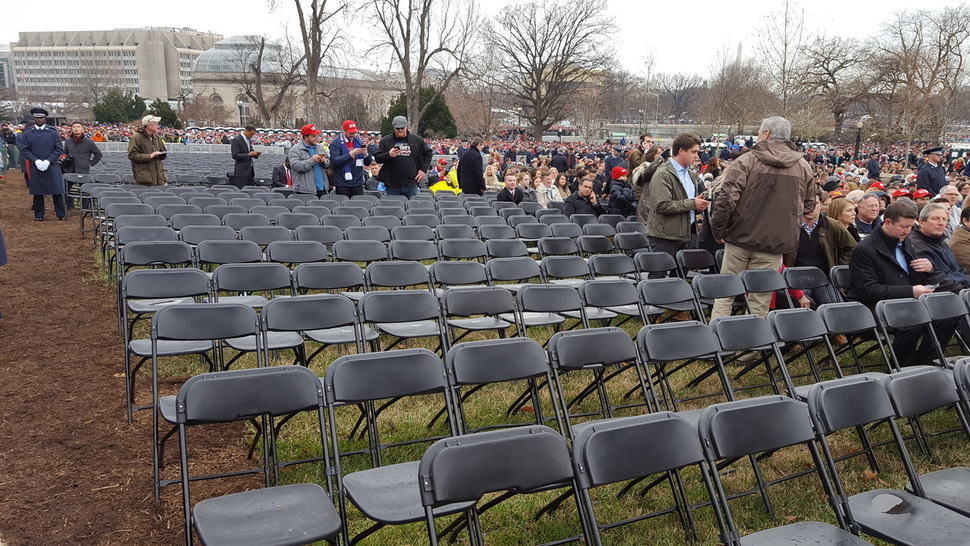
[3, 0, 926, 77]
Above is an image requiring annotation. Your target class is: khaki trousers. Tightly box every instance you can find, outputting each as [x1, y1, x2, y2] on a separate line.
[711, 243, 782, 319]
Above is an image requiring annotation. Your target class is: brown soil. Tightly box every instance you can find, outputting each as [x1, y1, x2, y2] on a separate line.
[0, 171, 253, 545]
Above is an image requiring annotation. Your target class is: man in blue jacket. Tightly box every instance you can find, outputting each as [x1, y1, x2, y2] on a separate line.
[329, 119, 372, 197]
[18, 108, 66, 221]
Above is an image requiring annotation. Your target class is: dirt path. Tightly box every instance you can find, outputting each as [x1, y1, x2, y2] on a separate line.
[0, 172, 245, 545]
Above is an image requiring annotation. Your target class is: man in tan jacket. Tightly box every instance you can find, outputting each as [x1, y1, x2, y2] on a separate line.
[709, 116, 816, 318]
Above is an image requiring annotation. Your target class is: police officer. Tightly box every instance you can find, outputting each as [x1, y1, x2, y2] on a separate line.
[916, 146, 947, 195]
[17, 107, 66, 220]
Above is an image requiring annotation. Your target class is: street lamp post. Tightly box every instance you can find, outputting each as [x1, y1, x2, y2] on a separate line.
[854, 121, 863, 160]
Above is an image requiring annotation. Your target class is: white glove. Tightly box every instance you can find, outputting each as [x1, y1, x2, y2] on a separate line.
[35, 159, 49, 172]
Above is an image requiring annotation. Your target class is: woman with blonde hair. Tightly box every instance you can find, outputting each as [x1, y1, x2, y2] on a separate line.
[828, 197, 860, 242]
[484, 164, 502, 191]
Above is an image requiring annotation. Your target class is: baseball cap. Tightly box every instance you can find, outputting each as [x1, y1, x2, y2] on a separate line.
[611, 166, 628, 180]
[892, 188, 911, 198]
[141, 115, 161, 125]
[912, 188, 932, 199]
[868, 181, 885, 190]
[342, 120, 358, 133]
[301, 124, 322, 136]
[392, 116, 408, 129]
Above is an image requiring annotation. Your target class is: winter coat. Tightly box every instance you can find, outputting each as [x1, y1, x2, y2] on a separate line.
[287, 141, 330, 195]
[18, 124, 65, 195]
[64, 135, 102, 174]
[127, 129, 168, 186]
[645, 161, 701, 242]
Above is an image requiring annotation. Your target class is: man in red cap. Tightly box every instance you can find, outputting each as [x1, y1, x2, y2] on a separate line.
[328, 120, 372, 197]
[868, 181, 885, 191]
[287, 123, 331, 196]
[891, 188, 911, 203]
[608, 166, 636, 216]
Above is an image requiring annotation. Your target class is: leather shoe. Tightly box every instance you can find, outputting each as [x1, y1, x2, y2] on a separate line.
[34, 217, 43, 221]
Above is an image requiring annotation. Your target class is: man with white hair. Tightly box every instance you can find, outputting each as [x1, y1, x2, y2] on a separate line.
[939, 184, 962, 239]
[709, 116, 816, 318]
[127, 115, 168, 186]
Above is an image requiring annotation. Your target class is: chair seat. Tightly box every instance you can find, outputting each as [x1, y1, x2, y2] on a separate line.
[549, 279, 585, 288]
[216, 295, 270, 309]
[498, 312, 565, 328]
[127, 297, 197, 314]
[447, 317, 512, 332]
[739, 521, 871, 545]
[847, 488, 970, 544]
[193, 483, 342, 546]
[562, 308, 617, 322]
[129, 339, 213, 357]
[605, 304, 642, 318]
[339, 291, 365, 302]
[908, 467, 970, 517]
[225, 332, 304, 352]
[343, 461, 474, 525]
[305, 325, 379, 345]
[376, 321, 441, 339]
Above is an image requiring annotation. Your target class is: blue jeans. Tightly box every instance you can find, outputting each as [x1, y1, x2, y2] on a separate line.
[385, 185, 419, 198]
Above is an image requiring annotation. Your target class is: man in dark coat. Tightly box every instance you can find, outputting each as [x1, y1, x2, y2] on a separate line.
[63, 122, 102, 175]
[457, 137, 485, 195]
[230, 125, 259, 187]
[373, 116, 432, 198]
[18, 107, 66, 220]
[564, 177, 606, 216]
[496, 172, 523, 204]
[271, 158, 292, 188]
[848, 202, 956, 367]
[916, 146, 947, 195]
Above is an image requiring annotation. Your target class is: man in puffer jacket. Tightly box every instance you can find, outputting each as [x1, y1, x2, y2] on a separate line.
[608, 166, 636, 216]
[709, 116, 816, 318]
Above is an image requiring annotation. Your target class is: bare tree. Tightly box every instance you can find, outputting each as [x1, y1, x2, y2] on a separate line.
[368, 0, 479, 134]
[759, 0, 810, 116]
[269, 0, 345, 123]
[482, 1, 613, 139]
[225, 35, 306, 128]
[697, 50, 771, 134]
[867, 6, 970, 148]
[654, 73, 704, 123]
[799, 36, 870, 135]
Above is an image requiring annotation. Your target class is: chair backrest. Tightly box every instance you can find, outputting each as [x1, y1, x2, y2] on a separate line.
[262, 293, 357, 333]
[698, 395, 815, 459]
[175, 365, 322, 424]
[195, 240, 263, 265]
[572, 412, 705, 489]
[675, 249, 717, 276]
[239, 225, 293, 246]
[264, 240, 329, 264]
[577, 235, 615, 256]
[106, 202, 155, 218]
[364, 260, 431, 289]
[806, 376, 896, 434]
[580, 279, 639, 309]
[692, 273, 746, 300]
[709, 315, 779, 352]
[583, 223, 616, 237]
[542, 256, 592, 280]
[875, 298, 933, 329]
[508, 215, 540, 228]
[588, 254, 637, 277]
[637, 321, 720, 362]
[486, 256, 542, 283]
[334, 205, 370, 220]
[250, 206, 291, 221]
[371, 205, 406, 219]
[114, 225, 178, 245]
[403, 213, 440, 228]
[170, 213, 222, 230]
[881, 366, 962, 419]
[739, 268, 787, 294]
[634, 252, 678, 277]
[816, 301, 878, 334]
[292, 205, 333, 221]
[188, 196, 229, 209]
[435, 224, 475, 240]
[324, 348, 446, 403]
[362, 215, 403, 230]
[391, 225, 435, 241]
[446, 337, 549, 386]
[293, 262, 364, 291]
[388, 239, 438, 261]
[547, 326, 638, 371]
[122, 267, 211, 299]
[222, 212, 271, 230]
[486, 239, 529, 258]
[514, 222, 552, 240]
[830, 265, 851, 294]
[920, 291, 969, 321]
[478, 224, 516, 241]
[344, 225, 391, 243]
[541, 214, 571, 226]
[783, 266, 831, 291]
[331, 240, 388, 263]
[120, 241, 194, 267]
[637, 277, 698, 308]
[517, 284, 583, 313]
[439, 238, 487, 260]
[152, 302, 259, 341]
[269, 198, 301, 211]
[212, 262, 293, 293]
[550, 222, 583, 238]
[613, 232, 651, 255]
[430, 260, 488, 287]
[294, 225, 343, 246]
[766, 307, 829, 342]
[204, 205, 248, 219]
[616, 221, 646, 234]
[358, 289, 441, 322]
[155, 203, 205, 219]
[417, 426, 573, 507]
[440, 286, 514, 317]
[114, 214, 168, 229]
[277, 212, 322, 229]
[537, 236, 580, 257]
[179, 225, 238, 245]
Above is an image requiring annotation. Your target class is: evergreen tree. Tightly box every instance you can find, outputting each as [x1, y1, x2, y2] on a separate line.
[92, 89, 147, 123]
[382, 87, 457, 138]
[148, 99, 182, 129]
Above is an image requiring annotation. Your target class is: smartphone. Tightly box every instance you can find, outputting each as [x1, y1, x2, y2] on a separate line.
[926, 284, 939, 289]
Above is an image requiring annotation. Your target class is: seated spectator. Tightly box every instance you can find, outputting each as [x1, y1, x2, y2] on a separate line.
[564, 177, 606, 216]
[496, 173, 523, 204]
[949, 206, 970, 272]
[784, 189, 856, 305]
[911, 202, 970, 288]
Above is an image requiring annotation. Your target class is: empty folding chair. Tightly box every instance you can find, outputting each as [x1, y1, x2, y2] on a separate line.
[269, 198, 301, 211]
[155, 203, 203, 221]
[692, 272, 748, 318]
[634, 251, 680, 279]
[321, 214, 361, 230]
[541, 255, 594, 288]
[588, 253, 638, 281]
[508, 214, 540, 228]
[344, 225, 391, 243]
[331, 239, 388, 265]
[294, 224, 343, 249]
[333, 205, 370, 220]
[709, 314, 796, 397]
[514, 222, 552, 250]
[675, 248, 718, 279]
[614, 232, 651, 256]
[638, 277, 704, 323]
[388, 239, 439, 263]
[364, 260, 432, 291]
[249, 205, 290, 222]
[261, 293, 361, 368]
[439, 286, 517, 345]
[204, 205, 247, 219]
[239, 225, 293, 248]
[550, 222, 583, 238]
[391, 224, 435, 241]
[291, 205, 332, 222]
[513, 284, 588, 346]
[362, 215, 402, 230]
[616, 220, 646, 234]
[485, 256, 544, 293]
[194, 240, 263, 272]
[739, 268, 793, 309]
[875, 298, 952, 369]
[417, 427, 588, 546]
[358, 290, 448, 352]
[541, 213, 571, 226]
[478, 223, 516, 241]
[583, 223, 616, 237]
[289, 193, 320, 204]
[430, 260, 489, 292]
[188, 196, 228, 209]
[439, 237, 487, 262]
[580, 278, 651, 328]
[276, 212, 320, 229]
[221, 212, 270, 231]
[403, 212, 440, 228]
[264, 240, 328, 266]
[170, 213, 221, 230]
[179, 225, 238, 247]
[699, 395, 871, 545]
[485, 238, 529, 259]
[371, 205, 406, 219]
[817, 301, 896, 375]
[807, 374, 970, 545]
[537, 236, 581, 258]
[920, 291, 970, 359]
[830, 264, 852, 300]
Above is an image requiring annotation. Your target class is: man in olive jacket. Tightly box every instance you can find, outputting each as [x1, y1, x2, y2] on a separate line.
[710, 116, 815, 318]
[645, 133, 709, 277]
[127, 115, 168, 186]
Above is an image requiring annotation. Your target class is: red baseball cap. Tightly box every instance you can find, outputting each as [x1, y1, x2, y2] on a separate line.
[912, 188, 932, 199]
[342, 120, 358, 133]
[869, 181, 885, 190]
[438, 158, 447, 164]
[892, 188, 911, 198]
[611, 166, 628, 179]
[301, 124, 322, 136]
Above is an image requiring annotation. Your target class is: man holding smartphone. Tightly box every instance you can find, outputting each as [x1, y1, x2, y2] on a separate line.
[374, 116, 432, 198]
[287, 124, 331, 197]
[329, 119, 372, 197]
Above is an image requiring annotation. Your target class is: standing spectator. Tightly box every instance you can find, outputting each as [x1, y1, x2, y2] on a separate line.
[2, 124, 19, 176]
[645, 133, 708, 271]
[374, 116, 432, 198]
[457, 137, 485, 195]
[18, 108, 66, 220]
[866, 151, 881, 180]
[496, 172, 523, 204]
[550, 148, 569, 173]
[63, 122, 102, 175]
[916, 146, 947, 195]
[627, 134, 655, 171]
[329, 119, 372, 197]
[709, 116, 815, 318]
[127, 115, 168, 187]
[287, 124, 331, 197]
[604, 146, 624, 174]
[230, 124, 260, 187]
